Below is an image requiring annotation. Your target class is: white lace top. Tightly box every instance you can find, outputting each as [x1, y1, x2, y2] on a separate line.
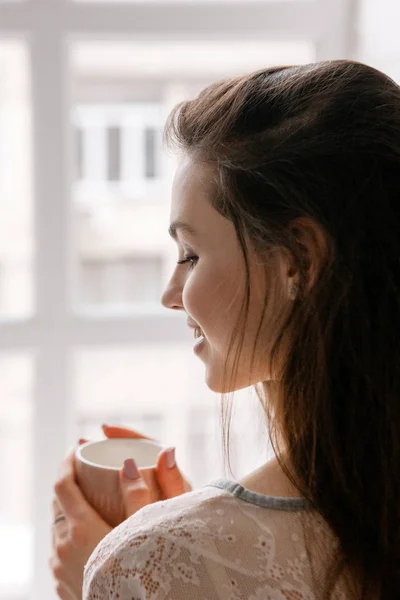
[83, 478, 351, 599]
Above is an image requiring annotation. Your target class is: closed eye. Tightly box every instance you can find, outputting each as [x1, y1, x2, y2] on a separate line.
[177, 256, 199, 270]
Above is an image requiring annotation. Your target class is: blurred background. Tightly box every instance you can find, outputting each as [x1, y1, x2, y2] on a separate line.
[0, 0, 397, 597]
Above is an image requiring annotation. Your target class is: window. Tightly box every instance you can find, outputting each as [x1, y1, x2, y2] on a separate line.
[0, 0, 355, 597]
[0, 41, 33, 319]
[72, 102, 164, 197]
[0, 355, 33, 599]
[79, 256, 163, 307]
[0, 40, 33, 600]
[107, 126, 121, 182]
[187, 407, 221, 485]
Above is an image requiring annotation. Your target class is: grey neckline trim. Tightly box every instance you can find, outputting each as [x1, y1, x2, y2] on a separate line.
[205, 478, 312, 511]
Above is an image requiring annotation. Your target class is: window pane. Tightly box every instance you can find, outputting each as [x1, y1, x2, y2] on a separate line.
[71, 40, 314, 313]
[74, 346, 270, 488]
[107, 126, 121, 182]
[79, 256, 163, 306]
[0, 355, 33, 599]
[0, 42, 33, 317]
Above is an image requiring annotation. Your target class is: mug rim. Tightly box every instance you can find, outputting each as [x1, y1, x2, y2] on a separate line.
[75, 437, 166, 470]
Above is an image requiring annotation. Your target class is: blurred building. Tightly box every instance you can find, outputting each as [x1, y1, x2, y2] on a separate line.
[2, 0, 400, 594]
[0, 40, 279, 597]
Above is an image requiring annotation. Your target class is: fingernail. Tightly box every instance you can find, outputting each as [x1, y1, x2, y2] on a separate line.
[101, 424, 109, 429]
[166, 447, 176, 469]
[78, 438, 87, 445]
[123, 458, 141, 480]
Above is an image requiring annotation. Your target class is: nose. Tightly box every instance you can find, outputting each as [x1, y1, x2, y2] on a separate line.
[161, 277, 184, 311]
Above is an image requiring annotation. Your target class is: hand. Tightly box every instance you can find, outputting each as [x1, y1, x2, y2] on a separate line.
[50, 426, 193, 599]
[50, 443, 112, 600]
[101, 424, 193, 501]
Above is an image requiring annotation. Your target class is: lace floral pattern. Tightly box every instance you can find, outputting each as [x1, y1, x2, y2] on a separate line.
[83, 485, 347, 600]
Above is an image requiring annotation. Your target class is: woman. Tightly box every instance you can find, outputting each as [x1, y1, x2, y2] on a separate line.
[51, 59, 400, 599]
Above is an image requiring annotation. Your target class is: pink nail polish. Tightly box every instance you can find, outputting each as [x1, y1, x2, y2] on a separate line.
[124, 458, 140, 480]
[166, 447, 176, 469]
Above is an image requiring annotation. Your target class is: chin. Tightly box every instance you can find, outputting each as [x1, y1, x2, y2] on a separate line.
[204, 370, 222, 393]
[204, 363, 230, 393]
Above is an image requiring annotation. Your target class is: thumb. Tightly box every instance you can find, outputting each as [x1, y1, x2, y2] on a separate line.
[156, 448, 193, 498]
[119, 458, 151, 519]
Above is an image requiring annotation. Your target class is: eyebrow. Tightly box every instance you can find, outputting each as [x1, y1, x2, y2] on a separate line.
[168, 220, 197, 241]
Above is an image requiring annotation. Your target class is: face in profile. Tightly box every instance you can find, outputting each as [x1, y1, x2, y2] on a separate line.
[161, 155, 287, 393]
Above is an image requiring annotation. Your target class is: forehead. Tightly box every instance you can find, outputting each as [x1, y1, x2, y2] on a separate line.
[171, 155, 215, 218]
[169, 155, 238, 248]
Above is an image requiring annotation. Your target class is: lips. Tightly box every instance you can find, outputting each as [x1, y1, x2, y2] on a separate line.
[193, 326, 204, 340]
[193, 329, 206, 355]
[187, 319, 204, 337]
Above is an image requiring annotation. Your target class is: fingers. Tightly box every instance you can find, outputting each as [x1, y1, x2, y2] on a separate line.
[52, 439, 89, 524]
[50, 566, 75, 600]
[156, 448, 192, 498]
[52, 496, 63, 520]
[54, 449, 94, 521]
[102, 424, 155, 441]
[119, 458, 151, 518]
[49, 556, 76, 600]
[51, 497, 69, 550]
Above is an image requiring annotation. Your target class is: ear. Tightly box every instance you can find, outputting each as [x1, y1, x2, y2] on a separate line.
[288, 216, 331, 292]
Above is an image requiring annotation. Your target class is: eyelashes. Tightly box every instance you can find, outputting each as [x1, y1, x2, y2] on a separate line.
[177, 256, 199, 270]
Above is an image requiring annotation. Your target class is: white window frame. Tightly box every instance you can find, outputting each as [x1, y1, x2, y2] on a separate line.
[0, 1, 357, 598]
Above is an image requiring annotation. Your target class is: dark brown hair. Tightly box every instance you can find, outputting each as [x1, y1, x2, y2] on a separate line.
[164, 60, 400, 598]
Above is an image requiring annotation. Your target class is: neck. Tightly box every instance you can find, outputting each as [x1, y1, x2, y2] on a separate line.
[239, 455, 303, 498]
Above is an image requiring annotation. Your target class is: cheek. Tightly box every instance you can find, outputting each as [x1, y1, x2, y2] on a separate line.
[182, 264, 243, 338]
[181, 268, 213, 321]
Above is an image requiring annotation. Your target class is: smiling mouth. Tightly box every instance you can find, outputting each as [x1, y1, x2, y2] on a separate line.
[194, 327, 204, 340]
[193, 328, 206, 355]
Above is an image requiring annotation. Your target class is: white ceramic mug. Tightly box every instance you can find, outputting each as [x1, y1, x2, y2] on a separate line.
[75, 438, 166, 527]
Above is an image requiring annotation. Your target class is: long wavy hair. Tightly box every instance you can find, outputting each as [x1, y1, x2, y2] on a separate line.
[164, 60, 400, 598]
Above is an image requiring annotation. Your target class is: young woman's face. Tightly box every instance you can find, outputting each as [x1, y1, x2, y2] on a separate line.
[161, 155, 281, 393]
